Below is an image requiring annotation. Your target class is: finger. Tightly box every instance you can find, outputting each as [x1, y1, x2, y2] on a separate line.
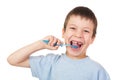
[51, 37, 58, 46]
[56, 39, 61, 46]
[48, 35, 54, 46]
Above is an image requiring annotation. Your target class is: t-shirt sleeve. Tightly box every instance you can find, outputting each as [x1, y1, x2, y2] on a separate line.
[29, 54, 60, 79]
[98, 67, 111, 80]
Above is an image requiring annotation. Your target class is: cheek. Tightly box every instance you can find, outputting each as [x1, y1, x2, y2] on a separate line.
[63, 30, 71, 38]
[84, 35, 92, 43]
[63, 32, 72, 42]
[64, 33, 70, 40]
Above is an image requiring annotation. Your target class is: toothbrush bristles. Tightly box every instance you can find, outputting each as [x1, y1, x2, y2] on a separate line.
[71, 45, 78, 49]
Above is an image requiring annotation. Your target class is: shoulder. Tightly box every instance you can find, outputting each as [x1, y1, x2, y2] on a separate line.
[41, 53, 62, 64]
[85, 57, 109, 74]
[29, 54, 62, 78]
[87, 57, 105, 69]
[87, 57, 110, 79]
[29, 53, 62, 65]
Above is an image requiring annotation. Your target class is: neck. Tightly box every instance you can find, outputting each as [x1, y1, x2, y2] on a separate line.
[66, 52, 87, 60]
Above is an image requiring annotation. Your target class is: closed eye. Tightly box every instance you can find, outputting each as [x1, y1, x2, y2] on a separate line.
[70, 27, 76, 30]
[84, 30, 90, 33]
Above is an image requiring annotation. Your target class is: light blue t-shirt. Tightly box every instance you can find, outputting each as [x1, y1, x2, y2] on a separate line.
[29, 54, 110, 80]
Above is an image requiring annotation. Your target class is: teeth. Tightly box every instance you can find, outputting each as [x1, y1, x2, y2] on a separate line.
[72, 41, 81, 44]
[70, 40, 83, 48]
[72, 41, 77, 44]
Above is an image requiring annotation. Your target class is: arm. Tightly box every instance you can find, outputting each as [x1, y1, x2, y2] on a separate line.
[7, 35, 61, 68]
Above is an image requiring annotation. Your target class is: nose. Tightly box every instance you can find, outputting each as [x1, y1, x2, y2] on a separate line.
[75, 30, 83, 38]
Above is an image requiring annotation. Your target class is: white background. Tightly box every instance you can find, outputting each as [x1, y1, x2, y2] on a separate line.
[0, 0, 120, 80]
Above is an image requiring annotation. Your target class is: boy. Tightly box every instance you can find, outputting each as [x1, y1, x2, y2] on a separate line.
[7, 6, 110, 80]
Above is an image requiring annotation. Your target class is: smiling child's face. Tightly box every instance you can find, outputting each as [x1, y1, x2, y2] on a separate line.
[62, 15, 95, 59]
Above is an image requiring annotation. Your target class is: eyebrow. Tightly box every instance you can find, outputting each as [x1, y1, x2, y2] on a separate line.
[68, 24, 77, 27]
[68, 24, 91, 29]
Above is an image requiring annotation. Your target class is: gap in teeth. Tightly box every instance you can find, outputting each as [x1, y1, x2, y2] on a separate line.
[70, 41, 82, 48]
[71, 41, 79, 45]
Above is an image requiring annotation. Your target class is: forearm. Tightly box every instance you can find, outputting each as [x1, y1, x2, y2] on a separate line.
[7, 35, 62, 67]
[7, 40, 44, 66]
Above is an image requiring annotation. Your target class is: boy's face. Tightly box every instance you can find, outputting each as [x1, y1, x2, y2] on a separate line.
[62, 15, 95, 59]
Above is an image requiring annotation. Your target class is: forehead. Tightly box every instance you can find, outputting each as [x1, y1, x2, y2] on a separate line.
[67, 15, 94, 29]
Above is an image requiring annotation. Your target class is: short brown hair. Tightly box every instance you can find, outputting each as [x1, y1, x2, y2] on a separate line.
[63, 6, 97, 37]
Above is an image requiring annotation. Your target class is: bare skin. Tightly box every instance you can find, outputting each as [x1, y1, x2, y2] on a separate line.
[62, 15, 95, 59]
[7, 15, 95, 68]
[7, 35, 62, 67]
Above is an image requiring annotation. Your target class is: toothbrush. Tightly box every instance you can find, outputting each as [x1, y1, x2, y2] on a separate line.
[42, 40, 78, 49]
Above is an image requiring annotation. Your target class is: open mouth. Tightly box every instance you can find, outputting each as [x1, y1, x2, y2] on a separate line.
[70, 40, 83, 49]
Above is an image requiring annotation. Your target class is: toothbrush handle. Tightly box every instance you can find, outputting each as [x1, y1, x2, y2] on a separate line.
[42, 40, 49, 44]
[42, 40, 58, 46]
[42, 40, 78, 48]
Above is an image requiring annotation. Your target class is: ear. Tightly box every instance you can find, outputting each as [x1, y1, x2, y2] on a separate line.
[62, 28, 65, 38]
[90, 36, 96, 44]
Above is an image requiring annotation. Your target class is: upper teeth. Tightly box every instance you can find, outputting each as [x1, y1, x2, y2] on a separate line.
[73, 41, 80, 43]
[71, 41, 82, 45]
[72, 41, 78, 44]
[73, 41, 77, 44]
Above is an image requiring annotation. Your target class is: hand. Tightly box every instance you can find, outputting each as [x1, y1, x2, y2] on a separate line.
[41, 35, 62, 50]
